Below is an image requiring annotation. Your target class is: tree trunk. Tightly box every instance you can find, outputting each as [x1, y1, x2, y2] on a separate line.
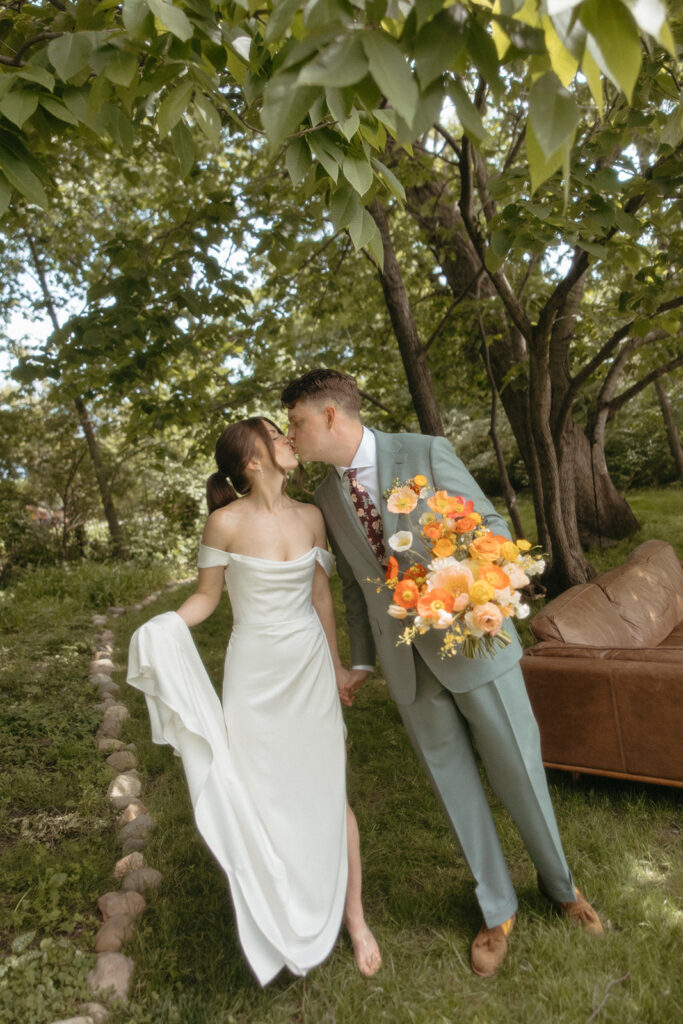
[655, 378, 683, 483]
[25, 231, 129, 558]
[367, 199, 444, 436]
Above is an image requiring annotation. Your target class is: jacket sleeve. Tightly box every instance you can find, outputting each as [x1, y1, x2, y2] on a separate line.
[315, 495, 377, 669]
[429, 435, 512, 541]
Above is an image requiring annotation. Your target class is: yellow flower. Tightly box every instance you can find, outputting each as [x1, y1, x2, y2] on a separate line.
[470, 512, 482, 524]
[413, 474, 428, 488]
[469, 580, 495, 605]
[501, 541, 520, 563]
[517, 539, 532, 551]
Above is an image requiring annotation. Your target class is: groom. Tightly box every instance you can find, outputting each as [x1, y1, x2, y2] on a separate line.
[282, 368, 603, 976]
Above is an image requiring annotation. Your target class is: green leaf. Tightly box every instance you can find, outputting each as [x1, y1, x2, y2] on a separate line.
[40, 96, 79, 125]
[0, 171, 10, 217]
[450, 80, 490, 143]
[157, 80, 194, 138]
[349, 204, 376, 250]
[285, 136, 312, 185]
[0, 146, 47, 207]
[102, 104, 134, 150]
[361, 31, 418, 125]
[0, 91, 38, 129]
[329, 182, 362, 232]
[308, 131, 343, 182]
[415, 0, 446, 31]
[171, 118, 195, 176]
[17, 66, 55, 91]
[526, 121, 565, 194]
[371, 156, 405, 201]
[265, 0, 301, 44]
[298, 35, 368, 88]
[261, 73, 318, 151]
[342, 151, 373, 195]
[148, 0, 193, 41]
[122, 0, 152, 39]
[339, 108, 360, 142]
[414, 11, 467, 88]
[47, 34, 94, 82]
[466, 16, 503, 97]
[304, 0, 353, 33]
[193, 93, 221, 146]
[528, 71, 579, 157]
[104, 50, 139, 88]
[580, 0, 641, 103]
[577, 240, 608, 259]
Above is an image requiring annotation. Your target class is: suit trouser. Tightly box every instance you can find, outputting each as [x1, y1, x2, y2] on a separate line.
[395, 653, 575, 928]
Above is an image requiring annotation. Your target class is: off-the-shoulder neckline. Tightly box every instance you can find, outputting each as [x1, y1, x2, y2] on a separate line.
[199, 543, 331, 565]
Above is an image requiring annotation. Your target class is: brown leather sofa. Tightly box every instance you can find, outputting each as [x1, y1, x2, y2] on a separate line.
[522, 539, 683, 787]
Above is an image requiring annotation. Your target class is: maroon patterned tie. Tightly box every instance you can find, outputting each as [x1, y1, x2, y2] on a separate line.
[344, 468, 386, 563]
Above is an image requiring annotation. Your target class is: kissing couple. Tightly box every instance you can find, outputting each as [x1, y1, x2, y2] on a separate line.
[128, 367, 602, 986]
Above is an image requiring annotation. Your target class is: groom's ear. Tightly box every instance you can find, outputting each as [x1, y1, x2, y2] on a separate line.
[324, 404, 337, 429]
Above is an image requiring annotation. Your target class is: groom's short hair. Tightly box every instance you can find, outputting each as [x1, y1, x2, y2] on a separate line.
[281, 368, 361, 418]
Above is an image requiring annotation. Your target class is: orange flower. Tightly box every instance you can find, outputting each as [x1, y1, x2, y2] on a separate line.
[394, 579, 420, 609]
[454, 515, 478, 534]
[423, 521, 443, 542]
[387, 486, 418, 514]
[477, 564, 511, 590]
[385, 556, 399, 583]
[468, 602, 504, 636]
[413, 474, 428, 489]
[417, 587, 455, 618]
[427, 490, 455, 515]
[445, 496, 475, 519]
[430, 566, 473, 611]
[469, 534, 502, 563]
[432, 537, 455, 559]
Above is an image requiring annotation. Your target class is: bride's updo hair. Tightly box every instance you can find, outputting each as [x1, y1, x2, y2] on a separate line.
[206, 417, 286, 513]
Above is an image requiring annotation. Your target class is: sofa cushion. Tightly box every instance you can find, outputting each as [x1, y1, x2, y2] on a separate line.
[524, 642, 683, 663]
[529, 582, 637, 647]
[593, 540, 683, 646]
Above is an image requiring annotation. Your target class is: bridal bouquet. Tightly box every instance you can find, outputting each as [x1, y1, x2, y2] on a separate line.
[379, 476, 545, 658]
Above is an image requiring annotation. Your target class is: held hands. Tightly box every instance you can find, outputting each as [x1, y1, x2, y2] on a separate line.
[336, 667, 370, 707]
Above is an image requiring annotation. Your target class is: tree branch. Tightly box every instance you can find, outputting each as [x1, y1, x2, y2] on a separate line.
[1, 31, 62, 66]
[605, 352, 683, 417]
[423, 266, 484, 353]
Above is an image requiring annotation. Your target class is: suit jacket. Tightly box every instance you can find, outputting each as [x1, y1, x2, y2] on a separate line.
[315, 428, 523, 704]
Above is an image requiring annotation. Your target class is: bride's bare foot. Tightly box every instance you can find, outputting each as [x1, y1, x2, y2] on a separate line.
[347, 923, 381, 977]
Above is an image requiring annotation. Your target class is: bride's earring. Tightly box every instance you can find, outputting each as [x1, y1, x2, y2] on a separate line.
[257, 465, 264, 477]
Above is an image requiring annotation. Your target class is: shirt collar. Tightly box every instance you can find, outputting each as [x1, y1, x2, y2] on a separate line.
[335, 426, 376, 477]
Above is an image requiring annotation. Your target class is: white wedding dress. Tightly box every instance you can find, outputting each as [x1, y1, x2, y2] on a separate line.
[127, 544, 348, 985]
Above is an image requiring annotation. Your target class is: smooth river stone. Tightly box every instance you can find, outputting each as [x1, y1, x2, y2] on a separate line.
[98, 890, 146, 922]
[107, 771, 141, 809]
[106, 750, 137, 772]
[117, 814, 154, 843]
[113, 851, 146, 878]
[99, 704, 130, 739]
[86, 952, 135, 1004]
[121, 868, 163, 893]
[94, 914, 137, 952]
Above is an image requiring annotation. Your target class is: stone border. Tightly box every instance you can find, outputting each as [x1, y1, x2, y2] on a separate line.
[50, 580, 193, 1024]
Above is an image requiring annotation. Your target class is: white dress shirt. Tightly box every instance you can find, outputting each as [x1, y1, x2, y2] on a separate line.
[335, 426, 379, 672]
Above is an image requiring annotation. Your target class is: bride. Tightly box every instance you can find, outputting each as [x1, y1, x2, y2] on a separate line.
[127, 416, 381, 985]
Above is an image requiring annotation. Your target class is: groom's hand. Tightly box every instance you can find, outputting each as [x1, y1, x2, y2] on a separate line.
[339, 668, 370, 707]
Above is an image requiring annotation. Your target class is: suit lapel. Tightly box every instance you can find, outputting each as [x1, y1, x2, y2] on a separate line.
[319, 470, 382, 574]
[372, 429, 405, 540]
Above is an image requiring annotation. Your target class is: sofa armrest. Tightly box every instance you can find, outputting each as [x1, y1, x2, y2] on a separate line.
[524, 642, 683, 663]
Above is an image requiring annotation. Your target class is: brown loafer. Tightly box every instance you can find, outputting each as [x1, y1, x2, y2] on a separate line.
[470, 913, 516, 977]
[538, 878, 604, 936]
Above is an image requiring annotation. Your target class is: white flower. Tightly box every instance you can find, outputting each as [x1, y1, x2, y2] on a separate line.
[519, 554, 545, 577]
[502, 562, 530, 589]
[388, 604, 408, 619]
[516, 601, 530, 619]
[428, 556, 457, 573]
[389, 530, 413, 552]
[433, 610, 454, 630]
[414, 615, 427, 629]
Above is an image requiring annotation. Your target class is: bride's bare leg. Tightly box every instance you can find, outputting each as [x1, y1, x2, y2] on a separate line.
[344, 801, 381, 977]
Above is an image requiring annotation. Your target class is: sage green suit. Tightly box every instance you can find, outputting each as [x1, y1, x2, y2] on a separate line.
[315, 428, 575, 927]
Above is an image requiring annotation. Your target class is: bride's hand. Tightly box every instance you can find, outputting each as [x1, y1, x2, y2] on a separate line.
[338, 668, 369, 707]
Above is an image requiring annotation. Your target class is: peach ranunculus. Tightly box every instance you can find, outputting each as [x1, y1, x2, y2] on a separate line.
[417, 587, 455, 621]
[468, 602, 504, 636]
[477, 563, 511, 591]
[454, 515, 478, 534]
[469, 579, 496, 605]
[387, 486, 419, 514]
[432, 537, 455, 559]
[502, 562, 530, 589]
[423, 521, 443, 542]
[445, 496, 475, 519]
[430, 566, 474, 611]
[394, 578, 420, 609]
[469, 534, 502, 563]
[385, 556, 399, 583]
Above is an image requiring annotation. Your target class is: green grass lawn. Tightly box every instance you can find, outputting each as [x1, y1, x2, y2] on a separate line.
[1, 488, 682, 1023]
